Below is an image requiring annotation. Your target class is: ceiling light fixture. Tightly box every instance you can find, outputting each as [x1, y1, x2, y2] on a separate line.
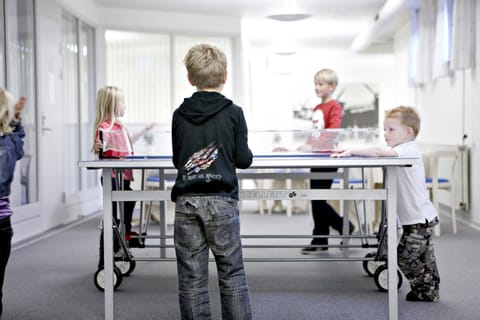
[267, 13, 311, 22]
[266, 0, 311, 22]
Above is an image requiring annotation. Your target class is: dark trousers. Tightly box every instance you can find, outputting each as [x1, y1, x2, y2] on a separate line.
[98, 179, 136, 267]
[0, 217, 13, 317]
[310, 168, 343, 245]
[100, 178, 136, 233]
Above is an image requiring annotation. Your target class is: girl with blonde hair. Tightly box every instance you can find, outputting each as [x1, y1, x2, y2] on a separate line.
[92, 86, 154, 268]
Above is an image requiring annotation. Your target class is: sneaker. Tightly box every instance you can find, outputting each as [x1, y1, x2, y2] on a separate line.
[301, 246, 328, 254]
[406, 291, 439, 302]
[125, 231, 137, 242]
[126, 231, 145, 248]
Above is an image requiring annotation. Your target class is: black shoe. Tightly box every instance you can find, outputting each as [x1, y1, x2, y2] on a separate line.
[339, 223, 355, 235]
[301, 246, 328, 254]
[339, 223, 356, 247]
[127, 231, 146, 248]
[406, 291, 439, 302]
[349, 222, 355, 235]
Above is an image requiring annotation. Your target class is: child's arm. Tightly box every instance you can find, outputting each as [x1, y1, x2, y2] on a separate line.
[233, 110, 253, 169]
[11, 97, 26, 160]
[14, 96, 26, 120]
[130, 123, 156, 144]
[331, 146, 398, 158]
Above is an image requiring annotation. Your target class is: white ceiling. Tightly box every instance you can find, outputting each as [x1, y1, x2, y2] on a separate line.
[93, 0, 388, 50]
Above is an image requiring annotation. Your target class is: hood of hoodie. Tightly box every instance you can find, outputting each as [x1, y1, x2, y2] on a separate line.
[178, 91, 232, 125]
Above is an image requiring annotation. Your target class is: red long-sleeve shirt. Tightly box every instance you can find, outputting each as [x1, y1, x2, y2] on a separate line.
[307, 100, 343, 151]
[312, 99, 342, 129]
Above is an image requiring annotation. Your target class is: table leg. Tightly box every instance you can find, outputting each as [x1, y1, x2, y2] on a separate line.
[159, 169, 167, 258]
[342, 168, 350, 238]
[386, 167, 398, 320]
[103, 169, 115, 319]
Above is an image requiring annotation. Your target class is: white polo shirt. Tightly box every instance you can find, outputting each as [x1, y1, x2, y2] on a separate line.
[392, 140, 437, 226]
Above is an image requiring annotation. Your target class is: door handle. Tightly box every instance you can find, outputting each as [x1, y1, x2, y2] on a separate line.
[41, 112, 52, 134]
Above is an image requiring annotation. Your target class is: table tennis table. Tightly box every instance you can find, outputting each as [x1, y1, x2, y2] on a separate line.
[79, 153, 418, 320]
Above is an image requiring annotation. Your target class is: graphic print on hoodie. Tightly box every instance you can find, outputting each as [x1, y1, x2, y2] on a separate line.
[184, 142, 221, 180]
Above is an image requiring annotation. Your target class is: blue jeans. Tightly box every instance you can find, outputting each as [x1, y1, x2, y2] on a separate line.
[174, 196, 252, 320]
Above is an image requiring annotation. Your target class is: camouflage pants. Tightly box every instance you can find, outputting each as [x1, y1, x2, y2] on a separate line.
[398, 219, 440, 301]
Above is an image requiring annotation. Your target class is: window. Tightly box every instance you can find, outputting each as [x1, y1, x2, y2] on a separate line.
[5, 0, 37, 205]
[451, 0, 476, 70]
[105, 31, 234, 125]
[79, 23, 97, 189]
[433, 0, 453, 78]
[62, 12, 80, 194]
[0, 0, 4, 87]
[410, 0, 455, 84]
[408, 9, 419, 86]
[62, 13, 97, 195]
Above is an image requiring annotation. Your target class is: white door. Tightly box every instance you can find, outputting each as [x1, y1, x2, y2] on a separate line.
[36, 2, 68, 231]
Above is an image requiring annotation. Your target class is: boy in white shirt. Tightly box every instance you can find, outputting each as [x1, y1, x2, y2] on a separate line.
[332, 106, 440, 302]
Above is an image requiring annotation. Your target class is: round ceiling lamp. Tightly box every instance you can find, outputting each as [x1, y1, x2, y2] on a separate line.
[266, 0, 311, 22]
[267, 13, 311, 22]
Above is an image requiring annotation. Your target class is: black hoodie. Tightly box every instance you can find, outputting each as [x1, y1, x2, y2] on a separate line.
[171, 91, 253, 202]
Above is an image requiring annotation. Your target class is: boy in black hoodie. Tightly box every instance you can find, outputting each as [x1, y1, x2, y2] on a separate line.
[171, 43, 253, 320]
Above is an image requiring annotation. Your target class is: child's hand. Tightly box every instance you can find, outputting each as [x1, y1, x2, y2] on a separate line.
[131, 123, 156, 144]
[14, 96, 26, 119]
[296, 144, 312, 152]
[94, 138, 103, 154]
[272, 146, 288, 152]
[330, 149, 351, 158]
[145, 123, 156, 132]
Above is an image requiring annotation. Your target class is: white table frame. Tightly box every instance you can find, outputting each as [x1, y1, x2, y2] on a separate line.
[79, 154, 418, 320]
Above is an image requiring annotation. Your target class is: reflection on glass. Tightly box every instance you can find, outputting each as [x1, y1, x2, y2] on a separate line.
[6, 0, 37, 206]
[122, 128, 379, 157]
[79, 23, 97, 189]
[62, 13, 80, 194]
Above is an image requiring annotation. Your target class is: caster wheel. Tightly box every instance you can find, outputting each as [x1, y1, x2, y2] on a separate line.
[373, 265, 403, 292]
[115, 257, 136, 276]
[362, 252, 385, 277]
[94, 266, 123, 292]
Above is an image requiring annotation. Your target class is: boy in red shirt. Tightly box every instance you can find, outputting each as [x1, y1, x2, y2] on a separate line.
[301, 69, 354, 253]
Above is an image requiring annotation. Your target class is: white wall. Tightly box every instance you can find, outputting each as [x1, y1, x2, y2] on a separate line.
[390, 8, 480, 228]
[55, 0, 100, 26]
[95, 7, 240, 36]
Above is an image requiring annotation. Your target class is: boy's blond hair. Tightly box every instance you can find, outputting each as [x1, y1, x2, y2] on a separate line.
[184, 43, 227, 90]
[385, 106, 421, 137]
[0, 88, 15, 134]
[91, 86, 124, 152]
[314, 69, 338, 87]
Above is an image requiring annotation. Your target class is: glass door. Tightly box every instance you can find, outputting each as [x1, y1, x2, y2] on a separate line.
[5, 0, 38, 209]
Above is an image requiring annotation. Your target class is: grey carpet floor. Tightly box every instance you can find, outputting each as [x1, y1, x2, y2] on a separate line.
[2, 207, 479, 320]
